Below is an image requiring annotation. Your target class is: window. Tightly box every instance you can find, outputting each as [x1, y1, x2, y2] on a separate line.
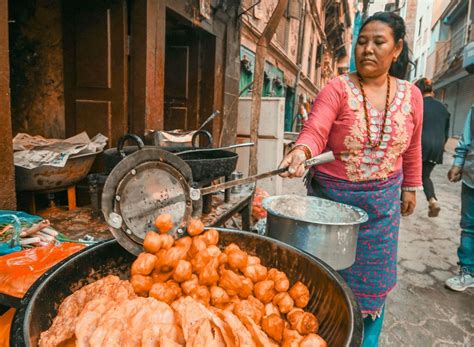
[418, 16, 423, 36]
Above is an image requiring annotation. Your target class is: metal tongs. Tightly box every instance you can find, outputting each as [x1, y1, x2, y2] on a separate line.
[191, 151, 335, 200]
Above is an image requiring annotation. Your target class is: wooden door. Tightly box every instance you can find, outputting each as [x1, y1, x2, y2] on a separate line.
[63, 0, 127, 147]
[164, 27, 199, 131]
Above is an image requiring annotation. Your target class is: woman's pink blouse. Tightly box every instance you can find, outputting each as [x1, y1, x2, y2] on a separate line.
[296, 75, 423, 188]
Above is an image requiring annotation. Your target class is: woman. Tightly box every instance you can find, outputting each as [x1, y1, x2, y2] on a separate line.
[279, 12, 423, 346]
[415, 77, 450, 217]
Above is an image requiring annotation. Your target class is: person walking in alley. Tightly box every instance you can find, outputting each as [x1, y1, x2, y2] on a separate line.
[415, 78, 450, 217]
[446, 105, 474, 291]
[279, 12, 422, 347]
[292, 104, 309, 132]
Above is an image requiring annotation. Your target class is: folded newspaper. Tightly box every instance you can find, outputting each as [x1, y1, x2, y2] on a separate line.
[13, 132, 108, 169]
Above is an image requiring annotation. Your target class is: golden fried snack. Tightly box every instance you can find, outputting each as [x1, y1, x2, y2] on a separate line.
[206, 245, 221, 257]
[287, 308, 319, 335]
[181, 274, 199, 295]
[158, 234, 175, 250]
[267, 268, 290, 292]
[191, 249, 212, 274]
[151, 269, 173, 283]
[143, 231, 162, 253]
[224, 243, 240, 254]
[130, 275, 153, 296]
[202, 229, 219, 245]
[254, 280, 276, 303]
[240, 315, 279, 347]
[39, 276, 136, 347]
[187, 218, 205, 236]
[288, 281, 310, 308]
[239, 277, 254, 299]
[261, 313, 285, 342]
[234, 299, 264, 326]
[219, 269, 243, 296]
[272, 292, 294, 314]
[281, 328, 303, 347]
[215, 309, 256, 347]
[166, 280, 183, 300]
[175, 236, 192, 253]
[190, 285, 211, 305]
[243, 264, 268, 283]
[247, 255, 261, 266]
[160, 246, 188, 272]
[218, 252, 228, 265]
[188, 236, 207, 258]
[300, 333, 327, 347]
[210, 286, 230, 306]
[199, 257, 220, 286]
[154, 214, 174, 234]
[131, 253, 157, 276]
[264, 303, 280, 317]
[149, 282, 178, 304]
[227, 248, 249, 271]
[173, 259, 193, 283]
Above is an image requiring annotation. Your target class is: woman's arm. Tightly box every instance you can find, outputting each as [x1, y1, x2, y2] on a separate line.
[401, 86, 424, 190]
[280, 79, 343, 177]
[295, 79, 343, 156]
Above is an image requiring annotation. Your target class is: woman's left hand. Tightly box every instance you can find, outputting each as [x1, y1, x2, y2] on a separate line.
[401, 191, 416, 216]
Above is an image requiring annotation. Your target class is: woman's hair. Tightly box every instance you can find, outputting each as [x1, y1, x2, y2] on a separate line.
[360, 11, 414, 79]
[415, 78, 433, 94]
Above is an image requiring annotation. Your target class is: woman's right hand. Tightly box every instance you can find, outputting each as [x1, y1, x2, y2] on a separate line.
[279, 149, 306, 178]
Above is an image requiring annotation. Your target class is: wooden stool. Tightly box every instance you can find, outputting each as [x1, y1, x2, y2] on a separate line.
[19, 186, 77, 214]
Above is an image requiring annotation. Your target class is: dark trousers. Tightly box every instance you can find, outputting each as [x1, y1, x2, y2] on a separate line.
[422, 161, 437, 200]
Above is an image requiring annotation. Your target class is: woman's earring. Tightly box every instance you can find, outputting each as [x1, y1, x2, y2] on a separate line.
[393, 56, 398, 63]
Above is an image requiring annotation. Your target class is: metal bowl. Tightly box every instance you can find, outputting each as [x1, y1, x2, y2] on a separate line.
[11, 230, 363, 346]
[263, 195, 369, 270]
[15, 151, 100, 192]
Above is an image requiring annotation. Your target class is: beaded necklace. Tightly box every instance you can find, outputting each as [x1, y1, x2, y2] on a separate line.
[357, 73, 391, 148]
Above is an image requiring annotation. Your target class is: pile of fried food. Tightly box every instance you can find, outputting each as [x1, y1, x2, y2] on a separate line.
[39, 215, 327, 347]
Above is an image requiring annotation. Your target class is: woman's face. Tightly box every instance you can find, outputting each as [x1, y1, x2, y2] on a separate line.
[355, 21, 403, 78]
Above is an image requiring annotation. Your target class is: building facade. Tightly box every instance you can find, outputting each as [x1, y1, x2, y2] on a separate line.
[239, 0, 354, 132]
[428, 0, 474, 136]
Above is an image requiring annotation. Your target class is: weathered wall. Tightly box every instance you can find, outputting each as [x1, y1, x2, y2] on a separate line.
[9, 0, 65, 138]
[0, 0, 16, 209]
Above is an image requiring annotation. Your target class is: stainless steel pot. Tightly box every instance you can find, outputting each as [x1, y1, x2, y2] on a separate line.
[263, 195, 368, 270]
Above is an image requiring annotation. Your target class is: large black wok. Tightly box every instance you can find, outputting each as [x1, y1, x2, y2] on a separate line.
[10, 230, 363, 346]
[103, 134, 238, 182]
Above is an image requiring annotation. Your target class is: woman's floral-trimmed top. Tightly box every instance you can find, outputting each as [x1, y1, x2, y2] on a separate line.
[296, 74, 423, 189]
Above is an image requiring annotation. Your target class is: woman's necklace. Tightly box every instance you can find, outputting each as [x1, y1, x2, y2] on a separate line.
[357, 73, 391, 148]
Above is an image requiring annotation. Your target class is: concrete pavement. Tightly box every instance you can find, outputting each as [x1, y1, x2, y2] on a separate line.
[281, 149, 473, 346]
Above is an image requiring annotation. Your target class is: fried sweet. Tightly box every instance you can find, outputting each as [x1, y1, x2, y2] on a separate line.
[131, 253, 157, 276]
[300, 333, 328, 347]
[287, 308, 319, 335]
[242, 264, 268, 283]
[173, 259, 193, 283]
[154, 214, 174, 233]
[143, 231, 162, 253]
[219, 269, 242, 296]
[254, 280, 276, 303]
[272, 292, 294, 314]
[187, 218, 205, 236]
[267, 268, 290, 292]
[210, 286, 230, 306]
[181, 274, 199, 295]
[288, 281, 310, 308]
[261, 313, 285, 342]
[131, 274, 153, 296]
[202, 228, 219, 245]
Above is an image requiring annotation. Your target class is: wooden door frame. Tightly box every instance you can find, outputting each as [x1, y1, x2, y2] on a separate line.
[0, 0, 16, 209]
